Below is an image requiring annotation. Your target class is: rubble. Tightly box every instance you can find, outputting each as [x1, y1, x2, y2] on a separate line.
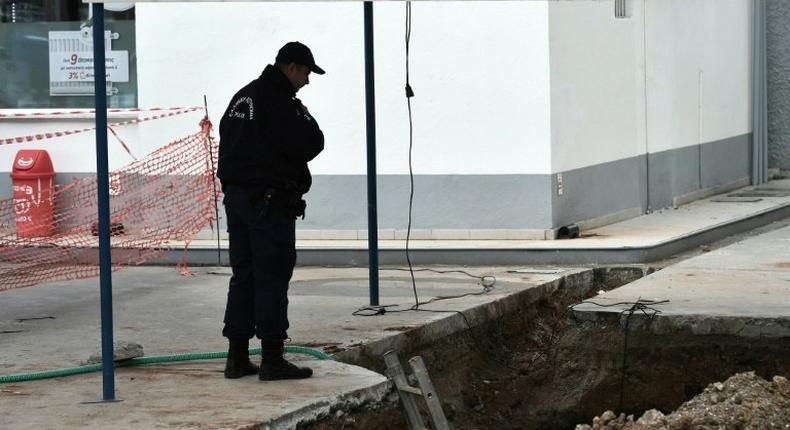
[84, 341, 144, 364]
[576, 372, 790, 430]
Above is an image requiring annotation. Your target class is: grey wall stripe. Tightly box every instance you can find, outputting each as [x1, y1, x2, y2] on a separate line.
[700, 134, 752, 188]
[304, 174, 553, 230]
[648, 145, 703, 210]
[0, 134, 752, 232]
[551, 134, 751, 228]
[551, 154, 646, 229]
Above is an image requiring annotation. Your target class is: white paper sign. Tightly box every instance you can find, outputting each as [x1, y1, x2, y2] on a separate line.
[49, 51, 129, 83]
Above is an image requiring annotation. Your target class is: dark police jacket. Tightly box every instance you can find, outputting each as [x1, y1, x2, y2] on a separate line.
[217, 65, 324, 194]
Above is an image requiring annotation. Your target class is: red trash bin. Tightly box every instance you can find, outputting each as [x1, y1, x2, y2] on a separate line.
[11, 150, 55, 238]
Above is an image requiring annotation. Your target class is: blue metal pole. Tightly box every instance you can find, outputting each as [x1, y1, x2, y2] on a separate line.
[91, 2, 115, 401]
[364, 1, 379, 306]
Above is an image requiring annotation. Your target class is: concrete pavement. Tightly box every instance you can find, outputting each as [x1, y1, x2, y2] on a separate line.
[0, 361, 390, 430]
[571, 223, 790, 338]
[0, 265, 584, 429]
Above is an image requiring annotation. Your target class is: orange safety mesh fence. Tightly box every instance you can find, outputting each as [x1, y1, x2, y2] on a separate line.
[0, 115, 219, 291]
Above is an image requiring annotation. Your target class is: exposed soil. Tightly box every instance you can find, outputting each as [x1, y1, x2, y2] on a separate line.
[303, 267, 790, 430]
[577, 372, 790, 429]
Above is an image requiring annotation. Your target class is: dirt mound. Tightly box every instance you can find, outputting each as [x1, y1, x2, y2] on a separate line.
[576, 372, 790, 430]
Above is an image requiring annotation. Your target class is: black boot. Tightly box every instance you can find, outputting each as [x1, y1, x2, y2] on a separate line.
[259, 340, 313, 381]
[224, 338, 259, 379]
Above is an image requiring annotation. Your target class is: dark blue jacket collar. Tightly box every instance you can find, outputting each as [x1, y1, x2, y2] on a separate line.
[261, 64, 296, 98]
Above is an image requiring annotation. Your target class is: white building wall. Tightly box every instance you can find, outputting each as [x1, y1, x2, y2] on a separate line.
[548, 0, 647, 174]
[135, 1, 552, 176]
[1, 1, 750, 178]
[0, 2, 552, 177]
[694, 0, 752, 145]
[645, 0, 751, 153]
[548, 0, 751, 172]
[0, 1, 755, 232]
[548, 0, 753, 227]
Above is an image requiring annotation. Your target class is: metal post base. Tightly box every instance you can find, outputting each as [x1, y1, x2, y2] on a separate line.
[80, 398, 124, 405]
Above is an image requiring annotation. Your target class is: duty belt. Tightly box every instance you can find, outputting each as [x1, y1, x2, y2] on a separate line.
[257, 187, 307, 220]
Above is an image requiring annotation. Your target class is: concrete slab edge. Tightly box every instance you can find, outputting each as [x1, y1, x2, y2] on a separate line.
[570, 308, 790, 338]
[259, 379, 393, 430]
[642, 201, 790, 261]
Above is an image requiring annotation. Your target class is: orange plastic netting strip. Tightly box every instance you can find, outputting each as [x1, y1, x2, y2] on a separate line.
[0, 117, 219, 291]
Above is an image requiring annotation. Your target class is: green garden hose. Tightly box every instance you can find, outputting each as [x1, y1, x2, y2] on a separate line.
[0, 346, 332, 384]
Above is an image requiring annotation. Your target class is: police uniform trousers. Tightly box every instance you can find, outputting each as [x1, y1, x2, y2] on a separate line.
[221, 185, 296, 342]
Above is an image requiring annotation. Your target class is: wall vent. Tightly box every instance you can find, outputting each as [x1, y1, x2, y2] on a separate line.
[615, 0, 628, 19]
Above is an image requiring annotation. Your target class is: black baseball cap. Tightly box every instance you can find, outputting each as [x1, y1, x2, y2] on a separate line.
[276, 41, 325, 75]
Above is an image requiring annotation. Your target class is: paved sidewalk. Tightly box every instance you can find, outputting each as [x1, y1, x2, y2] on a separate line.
[571, 223, 790, 337]
[0, 361, 389, 430]
[0, 265, 580, 429]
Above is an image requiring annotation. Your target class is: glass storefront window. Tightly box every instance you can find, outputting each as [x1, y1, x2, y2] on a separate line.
[0, 1, 137, 109]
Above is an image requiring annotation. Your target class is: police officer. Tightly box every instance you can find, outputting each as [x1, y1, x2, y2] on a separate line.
[217, 42, 325, 381]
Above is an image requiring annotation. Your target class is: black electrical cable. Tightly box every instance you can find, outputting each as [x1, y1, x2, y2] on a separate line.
[320, 265, 495, 291]
[383, 267, 496, 288]
[569, 299, 669, 309]
[351, 284, 495, 317]
[351, 1, 501, 321]
[349, 266, 497, 316]
[353, 1, 499, 319]
[404, 0, 419, 310]
[569, 298, 669, 412]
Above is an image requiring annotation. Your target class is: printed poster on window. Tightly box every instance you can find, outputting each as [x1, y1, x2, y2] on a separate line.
[49, 51, 129, 83]
[48, 31, 129, 89]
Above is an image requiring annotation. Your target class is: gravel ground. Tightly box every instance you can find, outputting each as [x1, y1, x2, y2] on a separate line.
[576, 372, 790, 430]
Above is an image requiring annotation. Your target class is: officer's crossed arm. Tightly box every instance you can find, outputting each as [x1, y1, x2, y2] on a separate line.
[265, 100, 325, 163]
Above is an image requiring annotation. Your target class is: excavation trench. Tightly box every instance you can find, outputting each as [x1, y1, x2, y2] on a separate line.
[304, 266, 790, 430]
